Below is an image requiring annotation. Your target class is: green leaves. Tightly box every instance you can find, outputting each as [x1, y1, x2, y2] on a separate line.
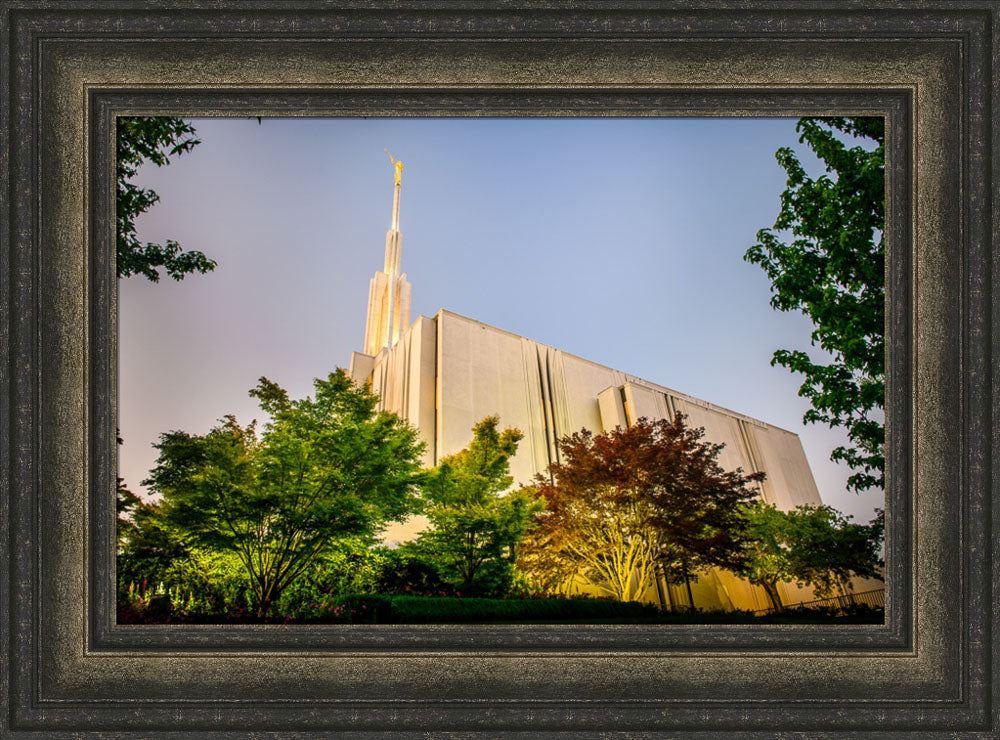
[141, 369, 425, 614]
[116, 117, 217, 281]
[739, 500, 884, 607]
[416, 416, 541, 596]
[745, 117, 885, 492]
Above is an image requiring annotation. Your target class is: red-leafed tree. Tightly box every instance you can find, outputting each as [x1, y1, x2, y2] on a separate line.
[522, 414, 764, 604]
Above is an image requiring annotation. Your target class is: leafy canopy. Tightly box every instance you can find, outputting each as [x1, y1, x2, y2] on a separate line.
[416, 416, 541, 596]
[739, 500, 884, 610]
[117, 117, 216, 281]
[745, 117, 885, 492]
[524, 415, 764, 602]
[143, 369, 425, 614]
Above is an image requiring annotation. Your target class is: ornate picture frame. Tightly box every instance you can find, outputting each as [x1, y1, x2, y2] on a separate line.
[1, 2, 995, 735]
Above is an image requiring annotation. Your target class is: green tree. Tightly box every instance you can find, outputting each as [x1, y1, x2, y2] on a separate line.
[117, 495, 186, 592]
[737, 501, 797, 611]
[416, 416, 542, 596]
[115, 432, 146, 552]
[744, 117, 885, 492]
[117, 117, 216, 281]
[116, 471, 143, 552]
[739, 500, 884, 611]
[524, 415, 763, 604]
[118, 475, 257, 619]
[782, 503, 884, 599]
[143, 369, 425, 615]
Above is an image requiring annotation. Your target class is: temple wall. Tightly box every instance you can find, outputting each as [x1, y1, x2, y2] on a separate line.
[356, 308, 846, 608]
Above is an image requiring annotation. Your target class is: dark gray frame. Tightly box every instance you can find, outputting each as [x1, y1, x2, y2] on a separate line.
[1, 2, 995, 736]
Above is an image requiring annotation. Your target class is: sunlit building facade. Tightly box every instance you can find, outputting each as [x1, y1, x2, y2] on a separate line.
[348, 156, 830, 613]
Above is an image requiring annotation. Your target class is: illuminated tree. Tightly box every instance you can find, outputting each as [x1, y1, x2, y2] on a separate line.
[525, 415, 763, 603]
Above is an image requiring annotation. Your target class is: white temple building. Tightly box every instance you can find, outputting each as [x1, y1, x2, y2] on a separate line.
[348, 154, 835, 613]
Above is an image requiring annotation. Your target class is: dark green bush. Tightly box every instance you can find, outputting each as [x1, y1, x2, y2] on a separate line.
[273, 539, 388, 615]
[374, 546, 453, 596]
[118, 547, 254, 616]
[117, 593, 884, 625]
[387, 596, 660, 623]
[276, 593, 394, 624]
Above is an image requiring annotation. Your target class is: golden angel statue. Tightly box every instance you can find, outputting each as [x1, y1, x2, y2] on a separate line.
[385, 149, 404, 186]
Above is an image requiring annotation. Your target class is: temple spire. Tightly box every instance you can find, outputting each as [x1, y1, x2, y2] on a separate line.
[362, 151, 412, 356]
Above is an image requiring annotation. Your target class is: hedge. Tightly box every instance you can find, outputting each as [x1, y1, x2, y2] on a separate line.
[375, 595, 658, 623]
[117, 594, 884, 625]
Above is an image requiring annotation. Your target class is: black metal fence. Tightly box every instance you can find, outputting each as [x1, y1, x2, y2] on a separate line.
[752, 588, 885, 616]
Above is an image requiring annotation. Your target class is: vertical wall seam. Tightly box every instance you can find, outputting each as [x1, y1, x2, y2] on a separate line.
[546, 349, 562, 464]
[535, 345, 554, 473]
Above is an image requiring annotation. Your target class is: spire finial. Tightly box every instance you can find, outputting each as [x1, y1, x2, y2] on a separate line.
[385, 148, 403, 187]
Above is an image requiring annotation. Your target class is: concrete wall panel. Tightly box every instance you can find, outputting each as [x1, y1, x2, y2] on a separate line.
[355, 308, 844, 612]
[752, 424, 823, 510]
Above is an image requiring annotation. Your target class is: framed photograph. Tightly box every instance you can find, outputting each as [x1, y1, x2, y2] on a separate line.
[114, 115, 888, 630]
[2, 2, 996, 735]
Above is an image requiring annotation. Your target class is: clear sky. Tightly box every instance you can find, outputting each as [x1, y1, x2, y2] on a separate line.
[119, 116, 884, 524]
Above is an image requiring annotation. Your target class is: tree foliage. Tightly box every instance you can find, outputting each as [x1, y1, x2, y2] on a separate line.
[737, 501, 797, 611]
[117, 117, 216, 281]
[523, 415, 764, 602]
[143, 369, 425, 614]
[745, 117, 885, 492]
[416, 416, 542, 596]
[739, 500, 884, 610]
[116, 461, 143, 552]
[117, 496, 188, 588]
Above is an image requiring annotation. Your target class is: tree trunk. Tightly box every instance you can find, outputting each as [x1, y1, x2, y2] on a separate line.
[256, 577, 279, 618]
[682, 561, 695, 612]
[762, 580, 784, 612]
[654, 565, 673, 611]
[257, 597, 272, 618]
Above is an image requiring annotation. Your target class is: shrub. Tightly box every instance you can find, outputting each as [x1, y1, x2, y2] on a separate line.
[388, 596, 660, 623]
[374, 546, 453, 596]
[273, 539, 389, 615]
[118, 544, 253, 616]
[280, 593, 395, 624]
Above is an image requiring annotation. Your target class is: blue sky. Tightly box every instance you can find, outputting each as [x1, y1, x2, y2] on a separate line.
[119, 116, 883, 524]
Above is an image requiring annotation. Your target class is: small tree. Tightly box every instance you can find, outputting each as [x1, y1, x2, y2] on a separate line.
[144, 369, 424, 615]
[116, 476, 144, 554]
[416, 416, 541, 596]
[783, 504, 884, 599]
[740, 500, 884, 611]
[525, 415, 764, 604]
[738, 501, 797, 611]
[117, 495, 190, 595]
